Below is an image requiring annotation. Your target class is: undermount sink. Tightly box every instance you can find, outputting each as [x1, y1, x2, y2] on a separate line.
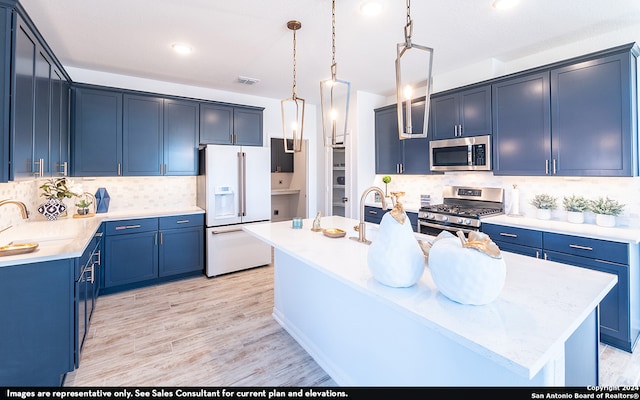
[0, 242, 39, 257]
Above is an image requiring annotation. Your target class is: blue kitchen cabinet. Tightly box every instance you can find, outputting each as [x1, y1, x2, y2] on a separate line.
[50, 67, 70, 177]
[123, 94, 164, 176]
[12, 16, 36, 179]
[200, 103, 264, 146]
[430, 85, 492, 140]
[103, 215, 204, 293]
[74, 229, 102, 367]
[492, 71, 551, 176]
[482, 222, 637, 352]
[481, 223, 544, 258]
[123, 95, 199, 176]
[158, 214, 204, 277]
[364, 205, 419, 232]
[72, 86, 123, 176]
[543, 232, 633, 351]
[11, 13, 70, 180]
[374, 99, 433, 175]
[0, 258, 74, 386]
[550, 51, 636, 176]
[104, 218, 159, 289]
[0, 6, 8, 182]
[164, 98, 199, 175]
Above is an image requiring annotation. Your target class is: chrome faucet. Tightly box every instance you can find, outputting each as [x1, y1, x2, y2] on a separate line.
[0, 199, 30, 219]
[351, 186, 387, 244]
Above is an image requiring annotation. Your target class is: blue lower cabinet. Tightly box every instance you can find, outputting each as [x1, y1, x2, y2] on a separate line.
[0, 259, 75, 386]
[103, 214, 204, 293]
[364, 205, 419, 233]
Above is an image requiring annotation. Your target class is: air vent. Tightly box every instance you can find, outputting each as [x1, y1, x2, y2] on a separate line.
[237, 76, 260, 85]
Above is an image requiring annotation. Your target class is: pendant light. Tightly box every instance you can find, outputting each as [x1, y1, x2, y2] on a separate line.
[281, 20, 305, 153]
[395, 0, 434, 139]
[320, 0, 351, 148]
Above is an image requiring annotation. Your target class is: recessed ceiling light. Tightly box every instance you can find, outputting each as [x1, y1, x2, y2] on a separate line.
[360, 0, 382, 16]
[492, 0, 519, 10]
[171, 43, 193, 55]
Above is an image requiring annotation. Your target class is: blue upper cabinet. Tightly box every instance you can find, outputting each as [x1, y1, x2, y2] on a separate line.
[430, 85, 492, 140]
[200, 103, 263, 146]
[72, 86, 123, 176]
[492, 71, 551, 175]
[123, 94, 164, 176]
[163, 99, 199, 175]
[551, 51, 636, 176]
[374, 99, 433, 175]
[493, 45, 639, 177]
[0, 6, 8, 182]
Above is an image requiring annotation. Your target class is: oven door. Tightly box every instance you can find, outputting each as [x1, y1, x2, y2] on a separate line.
[418, 220, 477, 236]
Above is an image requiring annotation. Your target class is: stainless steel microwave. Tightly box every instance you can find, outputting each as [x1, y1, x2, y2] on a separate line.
[429, 135, 491, 171]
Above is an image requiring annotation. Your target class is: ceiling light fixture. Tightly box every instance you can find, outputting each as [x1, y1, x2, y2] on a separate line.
[395, 0, 433, 139]
[360, 0, 383, 16]
[492, 0, 519, 10]
[320, 0, 351, 149]
[171, 43, 193, 55]
[281, 20, 305, 153]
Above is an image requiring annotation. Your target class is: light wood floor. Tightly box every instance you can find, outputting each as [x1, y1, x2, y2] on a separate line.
[65, 264, 638, 387]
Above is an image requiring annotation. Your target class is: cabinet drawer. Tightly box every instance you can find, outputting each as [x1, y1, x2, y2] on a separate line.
[159, 214, 204, 229]
[105, 218, 158, 236]
[482, 224, 543, 248]
[543, 232, 628, 265]
[364, 206, 386, 224]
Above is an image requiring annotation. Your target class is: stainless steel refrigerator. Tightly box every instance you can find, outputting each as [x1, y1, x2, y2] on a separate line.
[197, 145, 272, 277]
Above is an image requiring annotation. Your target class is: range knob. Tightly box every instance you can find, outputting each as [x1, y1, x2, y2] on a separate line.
[457, 218, 471, 225]
[439, 215, 449, 222]
[427, 213, 436, 220]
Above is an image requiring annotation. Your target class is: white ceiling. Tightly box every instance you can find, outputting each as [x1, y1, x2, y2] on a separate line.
[19, 0, 640, 104]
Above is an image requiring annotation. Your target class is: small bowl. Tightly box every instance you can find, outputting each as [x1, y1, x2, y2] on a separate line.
[323, 228, 346, 238]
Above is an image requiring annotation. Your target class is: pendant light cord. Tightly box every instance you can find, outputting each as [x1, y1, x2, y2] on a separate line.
[292, 26, 298, 99]
[330, 0, 337, 79]
[404, 0, 413, 46]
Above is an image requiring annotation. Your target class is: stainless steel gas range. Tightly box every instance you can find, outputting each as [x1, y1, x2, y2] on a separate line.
[418, 186, 504, 236]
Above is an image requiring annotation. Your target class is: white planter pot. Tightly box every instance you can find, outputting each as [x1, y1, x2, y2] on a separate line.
[595, 214, 616, 227]
[566, 211, 584, 224]
[536, 208, 551, 220]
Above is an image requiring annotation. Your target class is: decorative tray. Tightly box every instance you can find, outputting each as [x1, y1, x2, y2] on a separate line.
[323, 228, 346, 238]
[0, 242, 39, 257]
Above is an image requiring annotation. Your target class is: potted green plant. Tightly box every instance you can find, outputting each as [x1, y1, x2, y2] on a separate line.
[590, 197, 624, 227]
[37, 177, 78, 220]
[75, 199, 93, 216]
[562, 195, 590, 224]
[530, 193, 557, 220]
[382, 175, 391, 197]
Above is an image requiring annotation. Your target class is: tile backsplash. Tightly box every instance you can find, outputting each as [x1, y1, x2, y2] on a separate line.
[0, 176, 197, 231]
[374, 172, 640, 228]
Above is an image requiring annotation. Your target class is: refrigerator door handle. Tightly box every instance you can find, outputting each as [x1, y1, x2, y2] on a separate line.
[237, 151, 247, 217]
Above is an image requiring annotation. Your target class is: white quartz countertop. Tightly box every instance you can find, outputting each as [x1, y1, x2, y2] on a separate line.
[244, 215, 617, 379]
[0, 206, 205, 267]
[484, 214, 640, 244]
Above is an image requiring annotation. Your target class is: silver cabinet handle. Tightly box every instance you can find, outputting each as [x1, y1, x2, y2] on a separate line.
[94, 250, 101, 266]
[117, 163, 121, 176]
[115, 224, 142, 230]
[211, 228, 243, 234]
[33, 158, 44, 177]
[545, 160, 549, 175]
[569, 244, 593, 251]
[176, 219, 190, 224]
[552, 159, 557, 175]
[535, 251, 540, 258]
[56, 161, 67, 176]
[499, 232, 517, 238]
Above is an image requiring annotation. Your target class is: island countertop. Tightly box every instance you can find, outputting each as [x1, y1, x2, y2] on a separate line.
[244, 215, 617, 382]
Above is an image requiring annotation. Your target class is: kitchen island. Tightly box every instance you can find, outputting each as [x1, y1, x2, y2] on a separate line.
[244, 216, 617, 386]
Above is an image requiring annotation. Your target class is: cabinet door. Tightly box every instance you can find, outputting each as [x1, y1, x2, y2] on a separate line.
[234, 107, 263, 146]
[0, 259, 74, 386]
[200, 103, 233, 144]
[545, 250, 629, 349]
[551, 53, 633, 176]
[459, 86, 492, 137]
[159, 226, 204, 277]
[164, 99, 199, 175]
[12, 21, 36, 179]
[34, 50, 51, 177]
[401, 101, 431, 174]
[0, 6, 9, 182]
[104, 231, 158, 288]
[50, 68, 63, 176]
[72, 87, 122, 176]
[123, 94, 163, 176]
[374, 105, 402, 174]
[492, 72, 551, 175]
[430, 93, 458, 140]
